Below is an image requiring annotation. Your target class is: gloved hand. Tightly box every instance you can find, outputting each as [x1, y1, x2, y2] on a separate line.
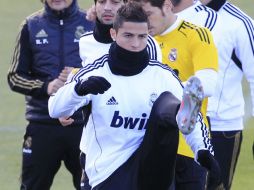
[197, 149, 222, 190]
[75, 76, 111, 96]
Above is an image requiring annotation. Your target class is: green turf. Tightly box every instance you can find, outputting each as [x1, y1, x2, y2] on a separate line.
[0, 1, 93, 189]
[0, 0, 253, 189]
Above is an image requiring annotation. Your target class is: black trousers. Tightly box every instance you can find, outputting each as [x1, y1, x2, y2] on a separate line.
[92, 91, 180, 190]
[168, 155, 207, 190]
[20, 121, 83, 190]
[80, 153, 91, 190]
[211, 130, 242, 190]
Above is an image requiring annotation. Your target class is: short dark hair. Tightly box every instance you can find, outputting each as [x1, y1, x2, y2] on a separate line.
[113, 2, 148, 31]
[170, 0, 181, 6]
[94, 0, 128, 4]
[131, 0, 166, 9]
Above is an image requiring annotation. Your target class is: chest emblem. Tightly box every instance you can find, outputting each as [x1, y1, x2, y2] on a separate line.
[74, 26, 86, 42]
[149, 93, 158, 107]
[35, 29, 49, 45]
[168, 48, 178, 62]
[106, 96, 118, 105]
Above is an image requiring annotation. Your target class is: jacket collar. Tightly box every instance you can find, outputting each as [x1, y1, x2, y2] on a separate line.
[206, 0, 226, 11]
[93, 19, 113, 44]
[108, 42, 149, 76]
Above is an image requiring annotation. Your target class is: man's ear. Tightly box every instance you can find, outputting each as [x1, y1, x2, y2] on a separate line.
[164, 0, 174, 11]
[110, 28, 116, 41]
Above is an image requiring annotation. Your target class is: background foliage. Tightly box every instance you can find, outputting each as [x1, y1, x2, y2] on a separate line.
[0, 0, 253, 189]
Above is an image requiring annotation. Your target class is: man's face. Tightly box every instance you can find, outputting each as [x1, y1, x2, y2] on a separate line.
[96, 0, 124, 25]
[111, 21, 148, 52]
[46, 0, 73, 11]
[141, 2, 167, 36]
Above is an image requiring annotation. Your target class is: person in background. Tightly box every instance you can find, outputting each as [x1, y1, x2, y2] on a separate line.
[167, 0, 223, 189]
[200, 0, 254, 189]
[7, 0, 94, 189]
[132, 0, 220, 189]
[79, 0, 161, 67]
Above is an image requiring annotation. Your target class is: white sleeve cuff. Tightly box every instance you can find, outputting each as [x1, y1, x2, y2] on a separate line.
[195, 69, 218, 97]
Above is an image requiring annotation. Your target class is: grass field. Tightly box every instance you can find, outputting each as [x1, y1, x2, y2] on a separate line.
[0, 0, 253, 189]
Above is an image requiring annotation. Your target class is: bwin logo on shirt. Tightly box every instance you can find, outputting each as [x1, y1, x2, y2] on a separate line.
[110, 111, 148, 130]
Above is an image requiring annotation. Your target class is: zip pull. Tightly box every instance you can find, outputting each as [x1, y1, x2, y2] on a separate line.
[60, 19, 64, 25]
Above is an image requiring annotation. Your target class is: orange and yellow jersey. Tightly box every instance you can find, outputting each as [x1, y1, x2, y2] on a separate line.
[155, 19, 218, 158]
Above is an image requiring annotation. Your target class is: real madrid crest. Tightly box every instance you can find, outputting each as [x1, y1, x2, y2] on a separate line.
[149, 93, 158, 107]
[168, 48, 177, 62]
[75, 26, 86, 40]
[24, 136, 32, 149]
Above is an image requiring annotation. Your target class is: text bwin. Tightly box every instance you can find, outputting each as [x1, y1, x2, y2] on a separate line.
[110, 111, 148, 130]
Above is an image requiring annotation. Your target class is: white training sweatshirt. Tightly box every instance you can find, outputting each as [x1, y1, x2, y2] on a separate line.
[48, 56, 211, 188]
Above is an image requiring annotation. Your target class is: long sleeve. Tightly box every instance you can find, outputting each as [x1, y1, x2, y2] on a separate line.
[195, 69, 218, 97]
[7, 21, 49, 97]
[48, 81, 90, 118]
[183, 113, 213, 161]
[235, 19, 254, 116]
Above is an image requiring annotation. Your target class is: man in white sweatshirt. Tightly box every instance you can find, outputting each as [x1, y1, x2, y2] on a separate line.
[49, 2, 220, 190]
[200, 1, 254, 189]
[76, 0, 161, 189]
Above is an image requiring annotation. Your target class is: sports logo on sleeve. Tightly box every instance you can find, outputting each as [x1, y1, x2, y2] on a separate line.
[179, 21, 211, 44]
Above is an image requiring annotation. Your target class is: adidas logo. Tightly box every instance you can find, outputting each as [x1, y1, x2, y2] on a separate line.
[106, 96, 118, 105]
[36, 29, 48, 38]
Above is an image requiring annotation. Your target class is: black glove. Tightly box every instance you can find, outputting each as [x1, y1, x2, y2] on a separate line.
[75, 76, 111, 96]
[197, 150, 222, 190]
